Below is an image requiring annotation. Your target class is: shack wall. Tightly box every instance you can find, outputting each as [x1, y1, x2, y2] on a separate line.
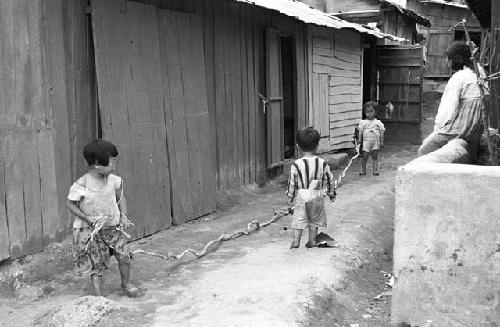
[308, 26, 363, 151]
[0, 0, 72, 260]
[0, 0, 311, 259]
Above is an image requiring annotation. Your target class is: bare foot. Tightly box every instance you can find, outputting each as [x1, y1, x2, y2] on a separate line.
[305, 241, 317, 248]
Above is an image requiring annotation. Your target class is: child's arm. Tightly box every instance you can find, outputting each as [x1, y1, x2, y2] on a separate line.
[67, 200, 94, 226]
[286, 164, 298, 205]
[323, 163, 337, 202]
[116, 179, 131, 228]
[379, 120, 385, 149]
[358, 121, 364, 145]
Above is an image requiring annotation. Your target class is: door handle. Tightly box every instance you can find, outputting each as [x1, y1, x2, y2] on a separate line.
[258, 93, 270, 114]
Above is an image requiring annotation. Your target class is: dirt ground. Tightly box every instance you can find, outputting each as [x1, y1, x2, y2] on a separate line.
[0, 145, 418, 327]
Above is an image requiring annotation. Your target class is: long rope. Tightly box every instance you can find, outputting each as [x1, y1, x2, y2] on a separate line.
[86, 142, 361, 262]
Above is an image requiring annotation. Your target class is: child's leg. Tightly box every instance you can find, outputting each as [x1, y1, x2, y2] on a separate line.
[371, 150, 379, 175]
[360, 151, 368, 175]
[290, 228, 303, 249]
[91, 274, 103, 296]
[306, 226, 318, 247]
[118, 259, 131, 288]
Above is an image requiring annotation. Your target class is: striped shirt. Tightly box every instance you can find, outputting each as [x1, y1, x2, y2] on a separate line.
[287, 156, 335, 201]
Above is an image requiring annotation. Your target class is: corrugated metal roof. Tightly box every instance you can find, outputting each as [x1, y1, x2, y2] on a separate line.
[234, 0, 406, 41]
[380, 0, 432, 27]
[464, 0, 490, 28]
[419, 0, 468, 9]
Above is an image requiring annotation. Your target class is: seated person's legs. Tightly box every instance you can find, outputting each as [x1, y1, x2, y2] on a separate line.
[418, 132, 452, 156]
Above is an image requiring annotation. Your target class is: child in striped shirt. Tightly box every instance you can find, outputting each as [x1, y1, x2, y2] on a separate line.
[287, 127, 336, 249]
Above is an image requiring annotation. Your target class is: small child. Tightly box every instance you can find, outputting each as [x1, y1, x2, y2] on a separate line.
[287, 127, 336, 249]
[358, 102, 385, 176]
[67, 139, 139, 297]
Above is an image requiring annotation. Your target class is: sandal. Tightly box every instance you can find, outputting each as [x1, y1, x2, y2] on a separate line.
[290, 241, 300, 249]
[373, 172, 379, 176]
[359, 172, 366, 176]
[122, 284, 142, 298]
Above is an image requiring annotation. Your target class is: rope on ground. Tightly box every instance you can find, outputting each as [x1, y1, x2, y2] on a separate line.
[132, 207, 292, 261]
[87, 140, 361, 261]
[334, 139, 361, 189]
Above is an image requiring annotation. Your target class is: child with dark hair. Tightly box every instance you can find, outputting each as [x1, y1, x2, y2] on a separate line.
[358, 101, 385, 176]
[67, 139, 139, 297]
[419, 41, 486, 156]
[287, 127, 336, 249]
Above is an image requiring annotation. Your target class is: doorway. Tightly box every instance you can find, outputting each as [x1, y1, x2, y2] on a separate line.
[281, 36, 296, 160]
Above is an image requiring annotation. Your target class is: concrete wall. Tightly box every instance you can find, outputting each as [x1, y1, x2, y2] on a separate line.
[393, 162, 500, 326]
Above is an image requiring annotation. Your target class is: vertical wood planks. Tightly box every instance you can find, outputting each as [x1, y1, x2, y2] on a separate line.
[266, 28, 284, 168]
[92, 0, 173, 237]
[0, 0, 64, 258]
[42, 0, 71, 241]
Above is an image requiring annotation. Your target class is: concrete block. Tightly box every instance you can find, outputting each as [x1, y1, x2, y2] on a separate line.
[322, 153, 349, 170]
[393, 163, 500, 327]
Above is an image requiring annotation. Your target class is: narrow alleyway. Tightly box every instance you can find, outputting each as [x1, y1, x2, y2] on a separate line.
[0, 145, 418, 327]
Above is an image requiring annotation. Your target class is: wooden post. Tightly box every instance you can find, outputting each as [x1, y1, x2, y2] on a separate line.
[453, 19, 497, 165]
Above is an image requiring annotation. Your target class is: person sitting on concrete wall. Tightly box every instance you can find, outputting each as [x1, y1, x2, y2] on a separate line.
[418, 41, 486, 159]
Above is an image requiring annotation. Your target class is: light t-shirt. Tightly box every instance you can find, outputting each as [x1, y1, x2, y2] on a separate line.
[67, 173, 122, 228]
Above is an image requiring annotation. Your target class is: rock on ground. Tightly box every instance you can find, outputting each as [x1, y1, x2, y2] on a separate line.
[34, 296, 123, 327]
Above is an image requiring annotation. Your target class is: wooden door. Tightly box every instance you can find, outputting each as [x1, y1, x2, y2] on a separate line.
[91, 0, 171, 237]
[91, 0, 215, 231]
[376, 45, 423, 144]
[424, 31, 453, 78]
[158, 9, 216, 225]
[266, 29, 284, 168]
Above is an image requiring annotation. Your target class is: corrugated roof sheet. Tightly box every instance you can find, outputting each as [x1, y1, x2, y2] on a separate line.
[234, 0, 406, 41]
[464, 0, 490, 28]
[419, 0, 468, 9]
[380, 0, 432, 27]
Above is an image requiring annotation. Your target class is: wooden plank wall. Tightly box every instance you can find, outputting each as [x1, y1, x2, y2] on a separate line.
[194, 0, 309, 190]
[309, 26, 362, 151]
[91, 0, 174, 235]
[380, 11, 415, 45]
[64, 0, 99, 181]
[406, 2, 480, 78]
[0, 0, 311, 258]
[325, 0, 380, 13]
[0, 0, 70, 260]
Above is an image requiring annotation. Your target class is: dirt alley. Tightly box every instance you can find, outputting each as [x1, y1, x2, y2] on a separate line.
[0, 145, 418, 327]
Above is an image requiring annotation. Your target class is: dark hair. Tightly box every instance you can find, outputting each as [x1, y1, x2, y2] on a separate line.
[446, 41, 473, 71]
[362, 101, 377, 119]
[83, 139, 118, 166]
[296, 127, 320, 152]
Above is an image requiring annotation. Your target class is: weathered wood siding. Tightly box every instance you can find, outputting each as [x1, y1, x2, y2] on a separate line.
[325, 0, 380, 13]
[309, 26, 362, 151]
[64, 0, 100, 182]
[0, 0, 71, 260]
[195, 0, 309, 189]
[379, 11, 416, 45]
[407, 0, 481, 77]
[0, 0, 312, 259]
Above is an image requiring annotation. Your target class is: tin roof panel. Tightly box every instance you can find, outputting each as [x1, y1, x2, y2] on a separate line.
[234, 0, 407, 41]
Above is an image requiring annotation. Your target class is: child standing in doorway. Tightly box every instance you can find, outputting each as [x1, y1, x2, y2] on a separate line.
[287, 127, 337, 249]
[67, 139, 140, 297]
[358, 102, 385, 176]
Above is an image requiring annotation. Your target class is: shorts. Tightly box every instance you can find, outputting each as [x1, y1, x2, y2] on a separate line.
[72, 227, 132, 276]
[291, 183, 327, 230]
